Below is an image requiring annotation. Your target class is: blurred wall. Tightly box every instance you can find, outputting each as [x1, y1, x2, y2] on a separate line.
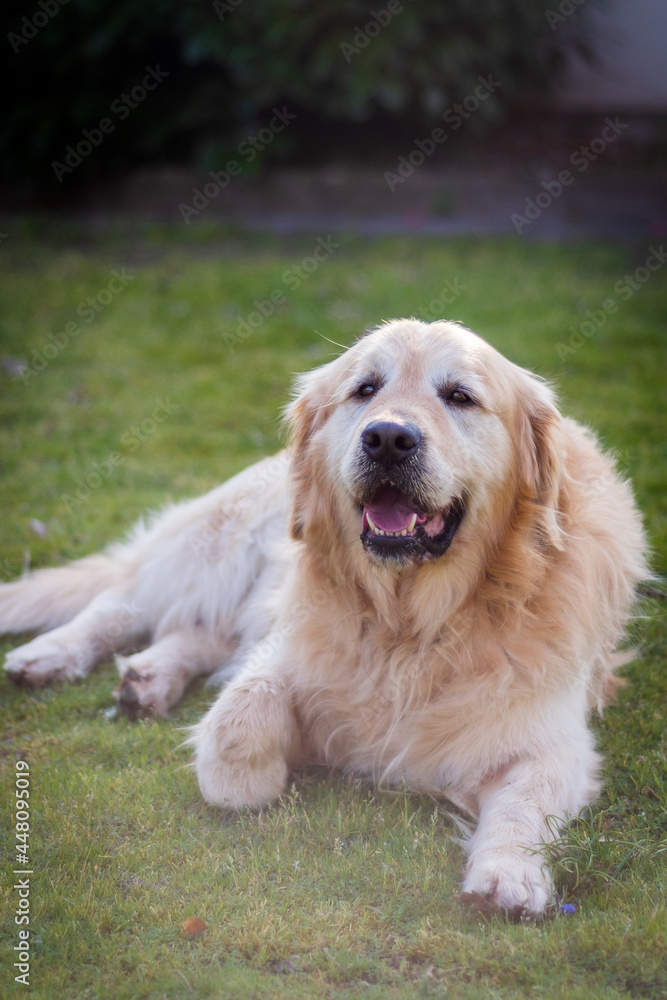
[554, 0, 667, 109]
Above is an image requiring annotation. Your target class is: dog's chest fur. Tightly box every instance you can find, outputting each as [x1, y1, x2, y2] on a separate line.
[289, 600, 516, 805]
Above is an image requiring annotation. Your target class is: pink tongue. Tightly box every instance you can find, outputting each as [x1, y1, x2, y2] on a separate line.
[364, 487, 426, 532]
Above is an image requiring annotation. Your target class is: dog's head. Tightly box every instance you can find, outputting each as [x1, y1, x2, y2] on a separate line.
[286, 319, 563, 571]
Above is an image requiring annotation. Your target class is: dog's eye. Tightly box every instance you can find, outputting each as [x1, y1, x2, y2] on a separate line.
[443, 387, 473, 406]
[358, 384, 377, 398]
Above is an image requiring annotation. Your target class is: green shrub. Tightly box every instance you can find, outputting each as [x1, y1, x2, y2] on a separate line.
[3, 0, 598, 194]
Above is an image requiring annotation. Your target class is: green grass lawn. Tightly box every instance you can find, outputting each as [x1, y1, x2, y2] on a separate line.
[1, 221, 666, 1000]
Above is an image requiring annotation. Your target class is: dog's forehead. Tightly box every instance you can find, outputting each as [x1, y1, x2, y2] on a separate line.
[354, 320, 494, 378]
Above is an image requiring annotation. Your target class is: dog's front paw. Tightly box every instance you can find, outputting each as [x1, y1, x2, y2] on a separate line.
[196, 742, 289, 812]
[462, 847, 553, 918]
[193, 684, 293, 811]
[4, 636, 87, 688]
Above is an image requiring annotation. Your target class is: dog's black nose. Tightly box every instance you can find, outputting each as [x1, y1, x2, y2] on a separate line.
[361, 420, 421, 467]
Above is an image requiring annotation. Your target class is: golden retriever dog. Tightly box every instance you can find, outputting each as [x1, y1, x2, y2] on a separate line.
[1, 319, 648, 916]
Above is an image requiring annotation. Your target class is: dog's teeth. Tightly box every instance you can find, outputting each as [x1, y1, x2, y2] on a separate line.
[367, 516, 414, 538]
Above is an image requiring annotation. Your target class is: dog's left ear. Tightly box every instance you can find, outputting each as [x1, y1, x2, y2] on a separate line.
[515, 377, 564, 549]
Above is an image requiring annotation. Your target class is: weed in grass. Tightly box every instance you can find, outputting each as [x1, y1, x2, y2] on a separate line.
[532, 808, 667, 906]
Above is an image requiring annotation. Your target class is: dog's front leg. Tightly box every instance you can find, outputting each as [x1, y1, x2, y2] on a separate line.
[462, 741, 599, 917]
[193, 660, 302, 811]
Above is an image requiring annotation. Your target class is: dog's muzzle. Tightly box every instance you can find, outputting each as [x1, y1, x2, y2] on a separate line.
[354, 418, 464, 563]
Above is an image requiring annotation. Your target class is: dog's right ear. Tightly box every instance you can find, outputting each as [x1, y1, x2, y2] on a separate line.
[283, 366, 336, 541]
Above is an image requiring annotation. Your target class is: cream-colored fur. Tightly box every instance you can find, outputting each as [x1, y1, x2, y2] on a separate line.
[1, 320, 648, 916]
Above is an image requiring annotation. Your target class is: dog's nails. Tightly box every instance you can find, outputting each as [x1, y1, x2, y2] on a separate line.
[115, 680, 141, 721]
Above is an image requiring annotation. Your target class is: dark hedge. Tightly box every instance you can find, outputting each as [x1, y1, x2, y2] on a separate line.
[2, 0, 597, 196]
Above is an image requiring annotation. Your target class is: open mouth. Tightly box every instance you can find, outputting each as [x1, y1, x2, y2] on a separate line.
[360, 485, 464, 562]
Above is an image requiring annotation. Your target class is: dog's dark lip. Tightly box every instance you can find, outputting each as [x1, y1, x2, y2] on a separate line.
[360, 498, 465, 563]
